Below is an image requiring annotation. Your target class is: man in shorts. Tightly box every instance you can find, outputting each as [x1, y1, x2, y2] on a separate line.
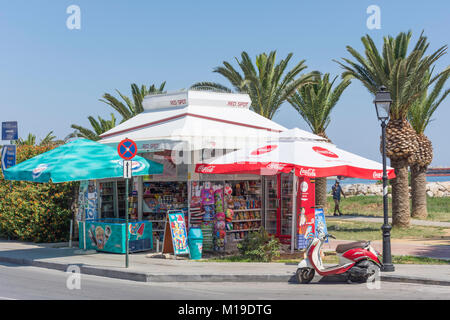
[332, 180, 346, 216]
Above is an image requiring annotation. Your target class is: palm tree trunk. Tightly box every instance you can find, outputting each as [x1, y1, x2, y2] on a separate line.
[390, 159, 410, 227]
[314, 177, 328, 210]
[410, 165, 428, 219]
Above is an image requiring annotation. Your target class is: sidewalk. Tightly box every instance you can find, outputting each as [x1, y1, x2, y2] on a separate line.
[326, 214, 450, 228]
[0, 240, 448, 286]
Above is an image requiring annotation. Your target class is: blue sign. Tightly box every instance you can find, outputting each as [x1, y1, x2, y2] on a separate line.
[1, 145, 16, 171]
[315, 208, 328, 243]
[2, 122, 18, 141]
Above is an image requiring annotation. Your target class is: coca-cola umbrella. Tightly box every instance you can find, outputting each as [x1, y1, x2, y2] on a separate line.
[195, 130, 395, 180]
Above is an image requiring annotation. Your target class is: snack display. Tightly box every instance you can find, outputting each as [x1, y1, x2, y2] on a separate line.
[224, 180, 262, 241]
[142, 181, 187, 242]
[189, 179, 263, 251]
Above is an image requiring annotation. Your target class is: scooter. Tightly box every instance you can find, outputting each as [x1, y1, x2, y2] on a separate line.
[297, 232, 383, 284]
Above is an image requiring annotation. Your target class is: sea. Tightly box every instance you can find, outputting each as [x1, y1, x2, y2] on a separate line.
[326, 175, 450, 191]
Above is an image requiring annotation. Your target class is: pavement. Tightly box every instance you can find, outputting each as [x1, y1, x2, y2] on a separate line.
[326, 214, 450, 228]
[0, 240, 449, 286]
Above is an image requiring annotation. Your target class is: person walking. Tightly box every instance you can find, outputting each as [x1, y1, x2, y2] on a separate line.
[332, 180, 346, 216]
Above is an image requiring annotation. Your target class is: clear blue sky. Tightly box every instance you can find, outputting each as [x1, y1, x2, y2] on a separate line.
[1, 0, 449, 166]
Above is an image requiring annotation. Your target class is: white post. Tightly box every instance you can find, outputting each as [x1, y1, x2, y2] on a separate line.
[83, 221, 86, 251]
[291, 173, 298, 254]
[69, 219, 73, 248]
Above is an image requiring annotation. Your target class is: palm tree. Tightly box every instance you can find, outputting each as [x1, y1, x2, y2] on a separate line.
[40, 131, 57, 146]
[408, 69, 450, 219]
[287, 72, 351, 209]
[14, 133, 36, 146]
[14, 132, 57, 146]
[335, 31, 447, 227]
[100, 82, 166, 122]
[191, 51, 314, 119]
[69, 113, 117, 141]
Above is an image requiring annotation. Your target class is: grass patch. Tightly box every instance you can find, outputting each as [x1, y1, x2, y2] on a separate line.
[201, 255, 254, 263]
[326, 196, 450, 222]
[326, 220, 447, 241]
[392, 255, 450, 265]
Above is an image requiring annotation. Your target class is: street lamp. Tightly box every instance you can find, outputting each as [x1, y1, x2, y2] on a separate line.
[374, 85, 395, 272]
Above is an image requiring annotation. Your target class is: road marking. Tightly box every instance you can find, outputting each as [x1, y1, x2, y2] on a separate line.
[0, 296, 17, 300]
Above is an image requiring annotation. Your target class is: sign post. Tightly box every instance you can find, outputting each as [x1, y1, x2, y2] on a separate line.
[1, 122, 18, 175]
[2, 121, 18, 141]
[1, 145, 16, 172]
[117, 138, 138, 268]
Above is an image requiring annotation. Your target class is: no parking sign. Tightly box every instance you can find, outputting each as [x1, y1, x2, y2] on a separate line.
[117, 138, 137, 160]
[118, 139, 137, 178]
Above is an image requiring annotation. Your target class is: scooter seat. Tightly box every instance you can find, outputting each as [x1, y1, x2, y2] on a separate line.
[335, 241, 368, 253]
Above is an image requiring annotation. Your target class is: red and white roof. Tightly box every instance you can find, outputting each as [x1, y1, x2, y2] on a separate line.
[99, 91, 325, 151]
[196, 129, 395, 180]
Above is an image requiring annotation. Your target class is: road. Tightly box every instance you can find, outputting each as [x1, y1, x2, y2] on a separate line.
[0, 262, 449, 300]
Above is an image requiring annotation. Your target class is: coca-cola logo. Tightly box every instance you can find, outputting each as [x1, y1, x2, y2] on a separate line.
[265, 163, 286, 170]
[312, 146, 338, 158]
[198, 165, 216, 173]
[298, 168, 316, 177]
[251, 145, 278, 156]
[373, 171, 383, 179]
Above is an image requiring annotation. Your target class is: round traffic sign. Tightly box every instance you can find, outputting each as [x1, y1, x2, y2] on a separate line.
[118, 139, 138, 160]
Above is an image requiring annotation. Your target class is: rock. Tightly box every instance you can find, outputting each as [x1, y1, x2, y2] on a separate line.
[342, 181, 450, 197]
[435, 190, 445, 197]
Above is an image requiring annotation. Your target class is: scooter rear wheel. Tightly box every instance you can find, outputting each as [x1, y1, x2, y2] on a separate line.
[297, 268, 315, 284]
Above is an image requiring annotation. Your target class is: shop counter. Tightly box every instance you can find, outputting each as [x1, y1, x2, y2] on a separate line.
[78, 219, 152, 253]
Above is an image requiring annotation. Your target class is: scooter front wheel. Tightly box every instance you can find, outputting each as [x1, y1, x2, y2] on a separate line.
[297, 268, 315, 284]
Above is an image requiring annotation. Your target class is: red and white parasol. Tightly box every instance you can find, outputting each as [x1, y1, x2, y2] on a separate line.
[195, 129, 395, 180]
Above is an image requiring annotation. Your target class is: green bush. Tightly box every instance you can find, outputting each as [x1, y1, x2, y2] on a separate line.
[0, 145, 77, 242]
[237, 228, 281, 262]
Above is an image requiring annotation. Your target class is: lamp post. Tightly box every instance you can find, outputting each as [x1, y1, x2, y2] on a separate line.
[374, 86, 395, 272]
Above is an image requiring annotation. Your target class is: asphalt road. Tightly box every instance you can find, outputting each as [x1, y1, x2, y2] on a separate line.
[0, 262, 449, 300]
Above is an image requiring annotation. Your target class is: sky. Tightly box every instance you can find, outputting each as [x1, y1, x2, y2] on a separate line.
[0, 0, 449, 166]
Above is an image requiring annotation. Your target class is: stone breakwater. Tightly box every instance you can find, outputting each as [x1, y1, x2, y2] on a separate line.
[341, 181, 450, 197]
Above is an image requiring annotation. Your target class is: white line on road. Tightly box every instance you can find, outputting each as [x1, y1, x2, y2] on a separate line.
[0, 296, 17, 300]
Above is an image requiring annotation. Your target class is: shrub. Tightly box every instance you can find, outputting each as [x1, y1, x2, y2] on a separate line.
[0, 145, 77, 242]
[237, 228, 281, 262]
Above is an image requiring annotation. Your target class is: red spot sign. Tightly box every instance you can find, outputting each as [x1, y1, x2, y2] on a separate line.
[118, 139, 138, 160]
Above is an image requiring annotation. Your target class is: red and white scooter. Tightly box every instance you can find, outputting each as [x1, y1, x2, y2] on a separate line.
[297, 232, 382, 284]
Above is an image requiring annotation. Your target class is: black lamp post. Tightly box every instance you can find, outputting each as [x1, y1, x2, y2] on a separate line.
[374, 85, 395, 272]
